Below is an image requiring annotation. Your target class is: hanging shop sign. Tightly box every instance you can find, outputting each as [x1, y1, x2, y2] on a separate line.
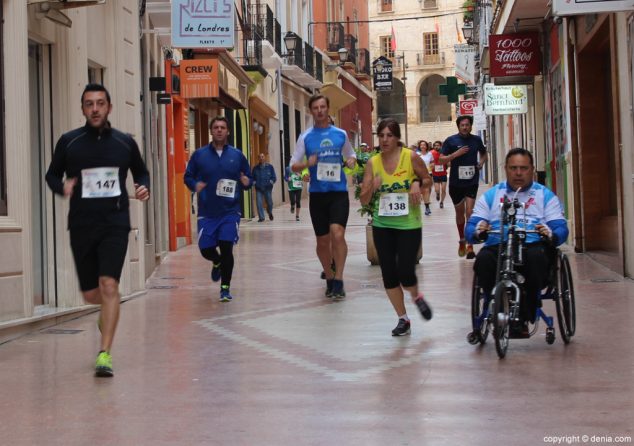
[373, 56, 393, 91]
[180, 58, 219, 98]
[454, 44, 477, 85]
[171, 0, 234, 48]
[553, 0, 634, 15]
[489, 32, 541, 77]
[483, 84, 528, 115]
[459, 99, 478, 115]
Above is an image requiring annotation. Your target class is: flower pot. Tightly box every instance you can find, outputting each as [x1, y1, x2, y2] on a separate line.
[365, 223, 423, 265]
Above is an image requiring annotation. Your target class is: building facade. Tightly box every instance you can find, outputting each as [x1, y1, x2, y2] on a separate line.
[0, 0, 171, 336]
[470, 0, 634, 276]
[369, 0, 466, 146]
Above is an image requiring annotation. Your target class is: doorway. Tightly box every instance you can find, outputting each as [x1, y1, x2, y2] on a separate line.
[28, 40, 55, 307]
[576, 20, 622, 273]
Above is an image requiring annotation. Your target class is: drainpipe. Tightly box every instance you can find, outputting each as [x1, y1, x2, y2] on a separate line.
[276, 0, 286, 202]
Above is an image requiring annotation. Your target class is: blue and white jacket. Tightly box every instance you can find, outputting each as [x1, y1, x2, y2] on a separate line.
[465, 181, 569, 246]
[184, 144, 253, 219]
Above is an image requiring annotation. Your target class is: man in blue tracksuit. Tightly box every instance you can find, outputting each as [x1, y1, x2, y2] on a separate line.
[184, 116, 253, 302]
[252, 152, 277, 222]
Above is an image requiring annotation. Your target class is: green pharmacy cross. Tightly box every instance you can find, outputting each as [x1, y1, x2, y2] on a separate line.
[438, 76, 467, 103]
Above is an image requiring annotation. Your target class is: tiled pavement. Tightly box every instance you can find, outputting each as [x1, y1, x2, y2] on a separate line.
[1, 192, 632, 446]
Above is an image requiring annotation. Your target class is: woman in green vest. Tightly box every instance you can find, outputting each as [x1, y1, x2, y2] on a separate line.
[359, 118, 434, 337]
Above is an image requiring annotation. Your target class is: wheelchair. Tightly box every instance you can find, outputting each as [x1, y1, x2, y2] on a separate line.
[466, 194, 576, 359]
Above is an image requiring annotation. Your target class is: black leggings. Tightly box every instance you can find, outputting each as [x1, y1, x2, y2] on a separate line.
[372, 226, 422, 289]
[289, 190, 302, 208]
[200, 240, 234, 287]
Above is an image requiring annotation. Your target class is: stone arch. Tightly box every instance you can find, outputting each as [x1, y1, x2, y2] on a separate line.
[418, 74, 452, 123]
[376, 78, 405, 124]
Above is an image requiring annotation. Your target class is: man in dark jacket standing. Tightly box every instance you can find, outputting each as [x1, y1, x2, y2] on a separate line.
[252, 153, 277, 222]
[45, 84, 150, 378]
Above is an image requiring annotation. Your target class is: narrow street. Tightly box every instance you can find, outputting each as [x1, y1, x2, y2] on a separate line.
[1, 195, 632, 446]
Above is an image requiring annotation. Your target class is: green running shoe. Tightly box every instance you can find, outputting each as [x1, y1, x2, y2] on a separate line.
[95, 351, 113, 377]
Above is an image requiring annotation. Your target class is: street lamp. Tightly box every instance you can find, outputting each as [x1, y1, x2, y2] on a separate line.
[462, 22, 474, 44]
[395, 51, 408, 146]
[325, 47, 350, 71]
[283, 31, 299, 52]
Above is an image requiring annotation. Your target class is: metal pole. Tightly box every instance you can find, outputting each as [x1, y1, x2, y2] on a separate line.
[401, 51, 408, 146]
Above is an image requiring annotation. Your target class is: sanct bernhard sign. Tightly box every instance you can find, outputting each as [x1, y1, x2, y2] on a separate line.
[484, 84, 528, 115]
[171, 0, 234, 48]
[489, 33, 541, 77]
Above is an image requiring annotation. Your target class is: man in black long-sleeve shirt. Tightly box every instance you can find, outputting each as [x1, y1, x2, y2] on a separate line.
[45, 84, 150, 377]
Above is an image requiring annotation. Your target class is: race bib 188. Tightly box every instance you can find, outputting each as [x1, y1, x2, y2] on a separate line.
[81, 167, 120, 198]
[216, 179, 237, 198]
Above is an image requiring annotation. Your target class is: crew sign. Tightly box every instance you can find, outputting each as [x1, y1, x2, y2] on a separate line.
[373, 57, 393, 91]
[171, 0, 234, 48]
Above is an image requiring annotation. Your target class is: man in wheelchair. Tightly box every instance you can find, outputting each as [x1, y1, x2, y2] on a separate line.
[465, 148, 569, 337]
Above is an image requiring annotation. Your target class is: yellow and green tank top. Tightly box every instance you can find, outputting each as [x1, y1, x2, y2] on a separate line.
[371, 148, 422, 229]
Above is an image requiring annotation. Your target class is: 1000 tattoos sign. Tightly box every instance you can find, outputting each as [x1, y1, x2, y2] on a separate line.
[172, 0, 234, 48]
[489, 33, 541, 77]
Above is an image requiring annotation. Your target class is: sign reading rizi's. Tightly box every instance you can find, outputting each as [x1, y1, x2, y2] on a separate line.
[171, 0, 234, 48]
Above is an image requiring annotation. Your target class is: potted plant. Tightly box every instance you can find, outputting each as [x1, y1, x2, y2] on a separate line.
[463, 0, 475, 23]
[352, 149, 381, 265]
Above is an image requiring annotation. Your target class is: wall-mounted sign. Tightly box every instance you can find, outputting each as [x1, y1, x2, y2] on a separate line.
[373, 56, 393, 91]
[454, 44, 477, 85]
[180, 58, 219, 98]
[489, 32, 541, 77]
[171, 0, 234, 48]
[553, 0, 634, 15]
[459, 99, 478, 115]
[484, 84, 528, 115]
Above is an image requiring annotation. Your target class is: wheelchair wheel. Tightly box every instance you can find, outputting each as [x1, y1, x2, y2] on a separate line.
[470, 275, 489, 345]
[555, 253, 576, 343]
[493, 285, 511, 358]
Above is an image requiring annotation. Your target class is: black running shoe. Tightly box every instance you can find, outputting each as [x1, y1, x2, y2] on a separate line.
[331, 279, 346, 300]
[415, 296, 433, 320]
[325, 279, 334, 297]
[392, 319, 411, 336]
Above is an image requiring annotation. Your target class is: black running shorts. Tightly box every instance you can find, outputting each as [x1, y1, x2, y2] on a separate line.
[448, 184, 479, 206]
[70, 226, 130, 291]
[308, 191, 350, 237]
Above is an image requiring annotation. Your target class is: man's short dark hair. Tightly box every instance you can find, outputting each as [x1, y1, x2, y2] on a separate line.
[209, 116, 229, 129]
[505, 147, 534, 166]
[81, 84, 111, 104]
[456, 115, 473, 127]
[308, 94, 330, 109]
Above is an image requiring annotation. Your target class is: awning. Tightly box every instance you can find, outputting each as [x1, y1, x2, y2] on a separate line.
[213, 86, 246, 110]
[320, 83, 356, 112]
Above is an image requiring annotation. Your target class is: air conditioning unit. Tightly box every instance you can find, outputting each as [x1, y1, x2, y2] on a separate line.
[27, 0, 106, 28]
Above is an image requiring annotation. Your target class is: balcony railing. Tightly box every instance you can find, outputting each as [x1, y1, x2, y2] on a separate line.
[315, 52, 323, 83]
[304, 43, 314, 78]
[356, 48, 370, 76]
[415, 52, 445, 66]
[327, 23, 344, 52]
[344, 34, 357, 64]
[247, 3, 281, 54]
